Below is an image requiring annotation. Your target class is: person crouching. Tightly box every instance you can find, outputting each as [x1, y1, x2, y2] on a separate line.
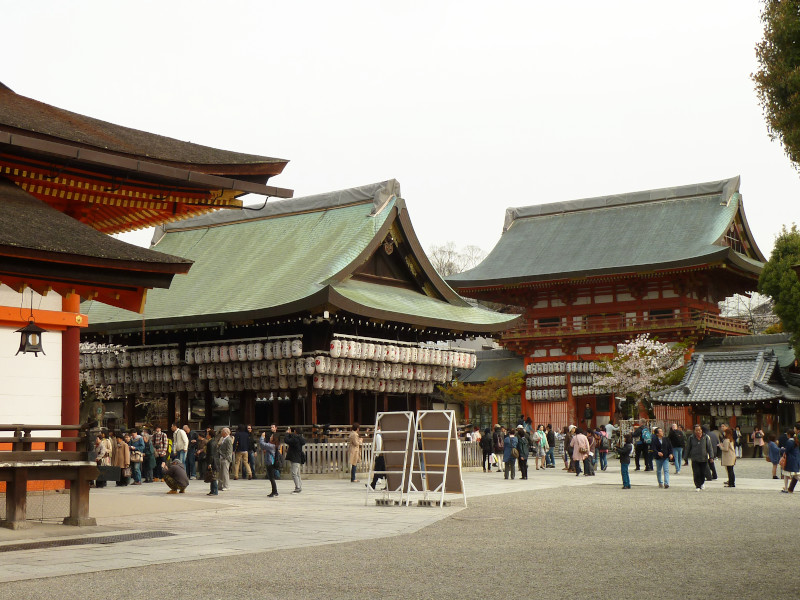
[163, 459, 189, 494]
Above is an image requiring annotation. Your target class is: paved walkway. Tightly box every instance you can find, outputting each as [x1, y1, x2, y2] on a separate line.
[0, 457, 785, 584]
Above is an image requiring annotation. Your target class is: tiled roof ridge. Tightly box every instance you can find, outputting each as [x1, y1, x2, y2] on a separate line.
[153, 179, 401, 240]
[503, 176, 739, 232]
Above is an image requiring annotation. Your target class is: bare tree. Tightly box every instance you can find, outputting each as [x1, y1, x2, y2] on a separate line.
[718, 292, 779, 334]
[428, 242, 486, 277]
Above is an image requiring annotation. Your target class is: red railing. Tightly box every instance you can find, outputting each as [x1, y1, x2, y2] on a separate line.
[502, 312, 750, 341]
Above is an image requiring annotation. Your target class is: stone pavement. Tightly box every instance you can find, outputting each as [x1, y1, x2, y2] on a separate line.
[0, 457, 786, 585]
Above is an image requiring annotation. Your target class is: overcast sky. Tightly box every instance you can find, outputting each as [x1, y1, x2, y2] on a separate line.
[3, 1, 797, 266]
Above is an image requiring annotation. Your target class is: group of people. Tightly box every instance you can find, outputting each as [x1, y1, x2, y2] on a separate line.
[92, 423, 308, 497]
[475, 421, 559, 480]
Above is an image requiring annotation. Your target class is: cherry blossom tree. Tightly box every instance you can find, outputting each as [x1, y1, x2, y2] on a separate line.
[594, 334, 685, 418]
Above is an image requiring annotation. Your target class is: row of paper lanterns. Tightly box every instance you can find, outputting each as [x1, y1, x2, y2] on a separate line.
[526, 373, 601, 389]
[313, 375, 435, 394]
[330, 339, 476, 368]
[710, 405, 743, 417]
[525, 361, 600, 374]
[525, 389, 568, 401]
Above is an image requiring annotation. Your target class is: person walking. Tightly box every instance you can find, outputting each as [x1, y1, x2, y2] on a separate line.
[545, 424, 556, 468]
[534, 424, 548, 471]
[233, 424, 253, 480]
[492, 425, 505, 473]
[685, 424, 715, 491]
[503, 428, 517, 479]
[667, 423, 685, 474]
[781, 434, 800, 493]
[216, 427, 233, 491]
[652, 427, 673, 489]
[368, 425, 386, 490]
[516, 425, 530, 480]
[112, 431, 130, 486]
[570, 428, 590, 477]
[259, 430, 279, 497]
[597, 429, 610, 471]
[128, 430, 145, 485]
[733, 425, 743, 459]
[480, 427, 493, 472]
[768, 434, 781, 480]
[751, 426, 765, 458]
[720, 427, 737, 488]
[348, 423, 363, 483]
[618, 433, 633, 489]
[284, 426, 306, 493]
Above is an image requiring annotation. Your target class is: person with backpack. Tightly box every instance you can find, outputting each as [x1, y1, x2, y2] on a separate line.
[634, 420, 653, 471]
[480, 428, 493, 472]
[516, 425, 530, 480]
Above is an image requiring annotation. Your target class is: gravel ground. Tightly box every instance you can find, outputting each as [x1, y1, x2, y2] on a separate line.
[2, 458, 796, 599]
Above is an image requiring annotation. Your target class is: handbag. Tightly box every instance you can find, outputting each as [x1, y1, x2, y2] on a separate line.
[511, 448, 519, 458]
[130, 450, 143, 463]
[123, 466, 131, 478]
[779, 454, 787, 469]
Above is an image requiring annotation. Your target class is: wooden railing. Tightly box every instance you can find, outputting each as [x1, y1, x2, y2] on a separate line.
[502, 312, 749, 341]
[0, 424, 97, 529]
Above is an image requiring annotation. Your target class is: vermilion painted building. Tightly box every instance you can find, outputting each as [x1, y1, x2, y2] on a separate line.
[448, 177, 765, 430]
[0, 81, 291, 438]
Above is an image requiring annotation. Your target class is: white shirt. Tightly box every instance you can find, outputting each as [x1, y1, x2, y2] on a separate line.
[373, 431, 383, 455]
[173, 428, 189, 452]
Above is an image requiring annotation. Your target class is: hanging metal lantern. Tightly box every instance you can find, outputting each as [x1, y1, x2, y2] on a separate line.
[16, 321, 46, 356]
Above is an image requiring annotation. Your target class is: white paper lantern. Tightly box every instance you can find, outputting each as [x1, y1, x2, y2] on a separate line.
[218, 345, 228, 363]
[315, 356, 326, 373]
[264, 343, 274, 360]
[330, 339, 342, 358]
[254, 343, 264, 360]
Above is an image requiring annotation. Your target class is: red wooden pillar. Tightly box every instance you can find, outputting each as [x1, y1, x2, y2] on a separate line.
[491, 401, 498, 427]
[415, 394, 421, 413]
[463, 403, 470, 420]
[61, 293, 81, 452]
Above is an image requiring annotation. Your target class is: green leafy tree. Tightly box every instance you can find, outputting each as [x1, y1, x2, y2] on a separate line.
[758, 224, 800, 354]
[437, 371, 524, 407]
[753, 1, 800, 170]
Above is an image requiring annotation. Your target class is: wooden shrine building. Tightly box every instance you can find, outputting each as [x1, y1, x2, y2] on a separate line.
[447, 177, 766, 430]
[0, 81, 292, 435]
[80, 180, 518, 430]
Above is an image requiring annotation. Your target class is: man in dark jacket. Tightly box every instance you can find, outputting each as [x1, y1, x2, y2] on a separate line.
[704, 426, 719, 481]
[233, 425, 253, 480]
[284, 427, 306, 493]
[685, 424, 715, 491]
[651, 427, 673, 489]
[667, 423, 685, 474]
[545, 424, 556, 468]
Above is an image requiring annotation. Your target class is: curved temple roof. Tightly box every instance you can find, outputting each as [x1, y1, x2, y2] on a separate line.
[448, 177, 765, 288]
[83, 180, 518, 334]
[0, 82, 287, 178]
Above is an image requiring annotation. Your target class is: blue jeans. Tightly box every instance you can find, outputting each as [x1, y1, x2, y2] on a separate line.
[131, 462, 141, 483]
[176, 450, 186, 471]
[673, 447, 683, 472]
[186, 450, 196, 479]
[599, 452, 608, 470]
[621, 463, 630, 488]
[656, 458, 669, 486]
[546, 447, 555, 466]
[209, 479, 218, 494]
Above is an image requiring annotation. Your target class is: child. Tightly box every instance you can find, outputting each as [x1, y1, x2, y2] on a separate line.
[205, 463, 218, 496]
[767, 434, 781, 480]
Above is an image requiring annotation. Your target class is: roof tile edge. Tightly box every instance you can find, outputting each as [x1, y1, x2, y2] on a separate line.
[503, 176, 740, 232]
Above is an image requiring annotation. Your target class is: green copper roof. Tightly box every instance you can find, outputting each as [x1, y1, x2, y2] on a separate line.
[448, 177, 765, 288]
[83, 180, 517, 333]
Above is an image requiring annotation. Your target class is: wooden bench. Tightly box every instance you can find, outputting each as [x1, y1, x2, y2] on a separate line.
[0, 424, 98, 529]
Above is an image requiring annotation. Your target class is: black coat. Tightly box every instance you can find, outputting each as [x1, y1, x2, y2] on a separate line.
[284, 433, 306, 463]
[651, 436, 673, 460]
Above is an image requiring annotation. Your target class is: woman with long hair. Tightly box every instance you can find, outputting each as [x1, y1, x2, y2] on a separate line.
[720, 427, 737, 488]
